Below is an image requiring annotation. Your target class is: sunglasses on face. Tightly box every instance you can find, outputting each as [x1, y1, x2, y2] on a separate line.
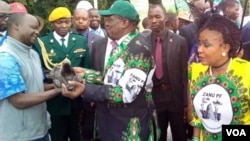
[0, 13, 11, 20]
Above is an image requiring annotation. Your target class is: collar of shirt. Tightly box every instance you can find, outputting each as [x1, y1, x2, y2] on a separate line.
[168, 29, 174, 33]
[0, 31, 7, 37]
[0, 31, 7, 46]
[72, 29, 89, 38]
[168, 29, 179, 35]
[104, 33, 129, 68]
[53, 31, 69, 46]
[82, 30, 89, 38]
[152, 30, 168, 43]
[143, 29, 152, 32]
[89, 27, 105, 37]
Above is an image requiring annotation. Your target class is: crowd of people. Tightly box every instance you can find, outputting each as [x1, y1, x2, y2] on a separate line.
[0, 0, 250, 141]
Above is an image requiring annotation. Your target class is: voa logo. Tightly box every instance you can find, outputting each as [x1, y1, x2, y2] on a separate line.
[226, 129, 246, 136]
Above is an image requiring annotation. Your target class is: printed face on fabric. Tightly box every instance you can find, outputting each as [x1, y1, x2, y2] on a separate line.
[198, 29, 226, 66]
[52, 18, 72, 37]
[148, 6, 167, 33]
[103, 15, 126, 40]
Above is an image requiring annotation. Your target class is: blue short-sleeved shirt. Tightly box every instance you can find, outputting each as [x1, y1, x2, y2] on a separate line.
[0, 52, 26, 99]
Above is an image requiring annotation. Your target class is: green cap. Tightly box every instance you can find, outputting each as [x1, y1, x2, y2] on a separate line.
[99, 1, 140, 22]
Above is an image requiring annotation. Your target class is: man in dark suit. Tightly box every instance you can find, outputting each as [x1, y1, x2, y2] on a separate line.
[179, 22, 197, 55]
[178, 1, 211, 139]
[88, 8, 107, 38]
[179, 0, 210, 55]
[72, 8, 103, 55]
[61, 1, 157, 141]
[241, 20, 250, 43]
[242, 41, 250, 60]
[72, 7, 103, 141]
[141, 17, 152, 37]
[147, 4, 188, 141]
[33, 7, 90, 141]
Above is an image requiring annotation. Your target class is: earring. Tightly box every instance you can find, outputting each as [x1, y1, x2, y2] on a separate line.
[222, 52, 226, 57]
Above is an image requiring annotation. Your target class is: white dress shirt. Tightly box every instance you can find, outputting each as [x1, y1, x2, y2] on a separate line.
[89, 27, 106, 37]
[53, 31, 69, 47]
[104, 34, 129, 69]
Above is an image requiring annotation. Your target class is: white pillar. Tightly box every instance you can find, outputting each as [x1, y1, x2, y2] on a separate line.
[94, 0, 98, 9]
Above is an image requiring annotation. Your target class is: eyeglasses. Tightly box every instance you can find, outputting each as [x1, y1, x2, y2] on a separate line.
[0, 13, 11, 20]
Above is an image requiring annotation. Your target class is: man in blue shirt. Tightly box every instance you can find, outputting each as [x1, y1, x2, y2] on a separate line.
[0, 13, 60, 141]
[72, 8, 103, 55]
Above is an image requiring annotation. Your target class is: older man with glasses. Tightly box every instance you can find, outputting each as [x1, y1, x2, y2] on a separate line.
[0, 0, 12, 47]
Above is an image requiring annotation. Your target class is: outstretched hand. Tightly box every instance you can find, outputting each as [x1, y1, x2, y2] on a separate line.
[61, 80, 86, 99]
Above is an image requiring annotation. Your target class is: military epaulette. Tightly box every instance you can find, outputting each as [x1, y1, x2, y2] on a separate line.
[39, 33, 49, 37]
[70, 32, 82, 36]
[70, 32, 86, 39]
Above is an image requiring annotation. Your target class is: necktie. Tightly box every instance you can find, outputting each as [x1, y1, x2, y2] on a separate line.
[60, 38, 67, 48]
[155, 37, 163, 79]
[110, 40, 118, 55]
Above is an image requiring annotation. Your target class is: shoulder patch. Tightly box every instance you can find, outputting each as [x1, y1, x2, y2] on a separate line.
[70, 33, 87, 41]
[71, 32, 82, 36]
[40, 33, 49, 37]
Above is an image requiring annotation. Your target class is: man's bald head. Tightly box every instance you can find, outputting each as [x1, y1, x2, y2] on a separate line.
[6, 13, 26, 30]
[7, 13, 39, 46]
[74, 8, 89, 17]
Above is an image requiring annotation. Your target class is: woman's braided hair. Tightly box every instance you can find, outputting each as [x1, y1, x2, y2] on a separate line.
[196, 13, 241, 58]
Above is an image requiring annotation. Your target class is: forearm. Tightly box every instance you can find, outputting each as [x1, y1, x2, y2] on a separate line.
[44, 83, 55, 90]
[84, 83, 110, 102]
[193, 127, 201, 139]
[8, 89, 60, 109]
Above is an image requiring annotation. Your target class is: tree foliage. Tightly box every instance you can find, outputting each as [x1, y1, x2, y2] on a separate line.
[5, 0, 78, 34]
[3, 0, 158, 34]
[3, 0, 250, 34]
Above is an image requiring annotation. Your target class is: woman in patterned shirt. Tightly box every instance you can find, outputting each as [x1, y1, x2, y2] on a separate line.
[189, 13, 250, 141]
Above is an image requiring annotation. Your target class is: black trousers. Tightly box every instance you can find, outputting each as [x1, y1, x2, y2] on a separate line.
[157, 110, 187, 141]
[81, 101, 96, 140]
[185, 122, 193, 139]
[49, 115, 80, 141]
